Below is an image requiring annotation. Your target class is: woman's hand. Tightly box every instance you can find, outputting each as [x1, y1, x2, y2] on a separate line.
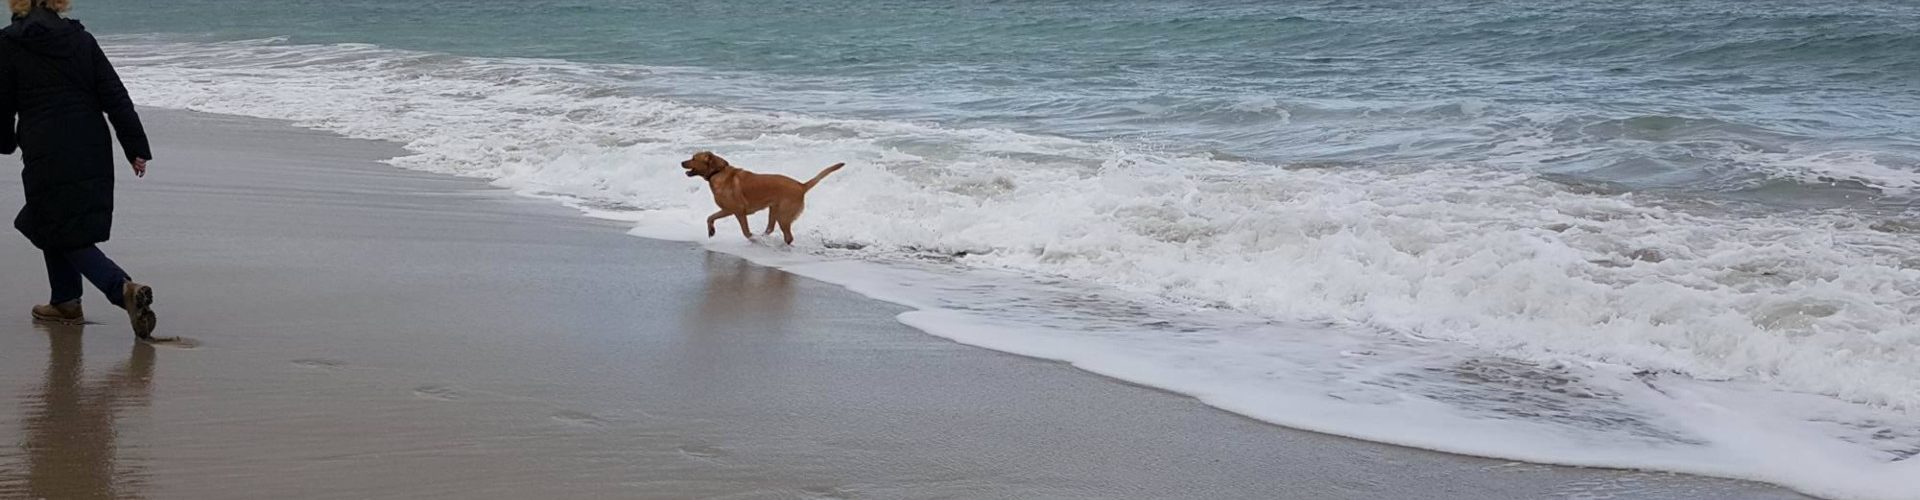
[130, 157, 147, 178]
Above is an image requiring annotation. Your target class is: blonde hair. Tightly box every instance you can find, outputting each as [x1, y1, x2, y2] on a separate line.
[10, 0, 70, 16]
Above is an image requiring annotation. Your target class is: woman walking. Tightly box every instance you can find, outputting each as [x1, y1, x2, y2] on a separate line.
[1, 0, 157, 339]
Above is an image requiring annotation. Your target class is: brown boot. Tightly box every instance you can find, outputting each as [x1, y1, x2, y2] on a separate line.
[31, 302, 84, 325]
[122, 281, 156, 339]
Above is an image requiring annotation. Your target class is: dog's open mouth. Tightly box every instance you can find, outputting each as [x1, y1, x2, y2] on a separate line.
[684, 170, 700, 177]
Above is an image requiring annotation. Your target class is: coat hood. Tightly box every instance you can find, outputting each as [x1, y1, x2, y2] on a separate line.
[1, 8, 85, 59]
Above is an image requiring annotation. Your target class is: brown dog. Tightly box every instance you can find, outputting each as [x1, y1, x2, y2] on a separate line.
[681, 151, 844, 244]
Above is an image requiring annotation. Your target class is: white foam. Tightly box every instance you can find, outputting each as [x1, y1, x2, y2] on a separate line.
[1766, 150, 1920, 196]
[105, 38, 1920, 499]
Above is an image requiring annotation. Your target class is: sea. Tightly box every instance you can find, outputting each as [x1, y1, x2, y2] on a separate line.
[78, 1, 1919, 498]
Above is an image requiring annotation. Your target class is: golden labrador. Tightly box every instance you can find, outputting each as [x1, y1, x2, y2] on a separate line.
[681, 151, 844, 244]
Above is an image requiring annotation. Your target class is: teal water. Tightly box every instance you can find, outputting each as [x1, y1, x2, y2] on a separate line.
[85, 0, 1920, 211]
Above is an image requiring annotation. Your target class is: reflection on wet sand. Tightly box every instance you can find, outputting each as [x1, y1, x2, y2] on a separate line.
[2, 326, 156, 500]
[689, 252, 795, 331]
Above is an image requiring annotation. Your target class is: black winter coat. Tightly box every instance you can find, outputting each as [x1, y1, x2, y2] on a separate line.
[0, 9, 150, 251]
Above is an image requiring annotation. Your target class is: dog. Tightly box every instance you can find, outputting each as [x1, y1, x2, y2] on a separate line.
[681, 151, 844, 245]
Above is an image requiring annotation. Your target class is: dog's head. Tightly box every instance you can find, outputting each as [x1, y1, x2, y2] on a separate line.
[681, 151, 730, 179]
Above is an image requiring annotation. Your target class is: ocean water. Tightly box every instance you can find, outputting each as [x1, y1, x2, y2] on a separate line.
[78, 0, 1918, 497]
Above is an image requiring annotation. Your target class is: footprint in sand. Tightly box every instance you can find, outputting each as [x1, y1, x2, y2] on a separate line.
[412, 385, 464, 401]
[291, 358, 348, 370]
[799, 485, 857, 499]
[676, 443, 729, 463]
[141, 336, 200, 349]
[550, 410, 609, 428]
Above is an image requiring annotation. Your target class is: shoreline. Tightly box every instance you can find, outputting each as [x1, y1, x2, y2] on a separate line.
[0, 109, 1811, 499]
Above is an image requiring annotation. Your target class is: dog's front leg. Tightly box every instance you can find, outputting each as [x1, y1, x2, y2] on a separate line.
[706, 210, 731, 238]
[733, 213, 754, 239]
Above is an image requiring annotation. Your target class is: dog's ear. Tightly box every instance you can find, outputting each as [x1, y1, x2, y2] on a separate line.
[707, 153, 730, 169]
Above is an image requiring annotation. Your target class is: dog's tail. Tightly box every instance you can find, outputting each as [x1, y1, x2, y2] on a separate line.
[802, 163, 846, 191]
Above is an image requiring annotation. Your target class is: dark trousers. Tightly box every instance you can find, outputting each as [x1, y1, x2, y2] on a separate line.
[44, 245, 129, 307]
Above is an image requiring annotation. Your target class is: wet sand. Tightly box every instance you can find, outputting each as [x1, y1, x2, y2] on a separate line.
[0, 110, 1807, 499]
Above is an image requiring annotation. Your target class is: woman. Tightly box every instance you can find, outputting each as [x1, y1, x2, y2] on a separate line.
[1, 0, 157, 340]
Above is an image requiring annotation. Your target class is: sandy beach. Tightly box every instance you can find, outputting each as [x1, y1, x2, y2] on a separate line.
[0, 109, 1810, 499]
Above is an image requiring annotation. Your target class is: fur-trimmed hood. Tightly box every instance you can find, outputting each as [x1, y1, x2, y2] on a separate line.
[2, 7, 84, 59]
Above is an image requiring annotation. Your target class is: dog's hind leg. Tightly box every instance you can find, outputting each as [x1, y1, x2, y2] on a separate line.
[765, 200, 797, 236]
[776, 202, 803, 245]
[706, 210, 731, 238]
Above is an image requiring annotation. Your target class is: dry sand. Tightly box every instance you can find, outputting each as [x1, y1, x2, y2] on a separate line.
[0, 110, 1806, 499]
